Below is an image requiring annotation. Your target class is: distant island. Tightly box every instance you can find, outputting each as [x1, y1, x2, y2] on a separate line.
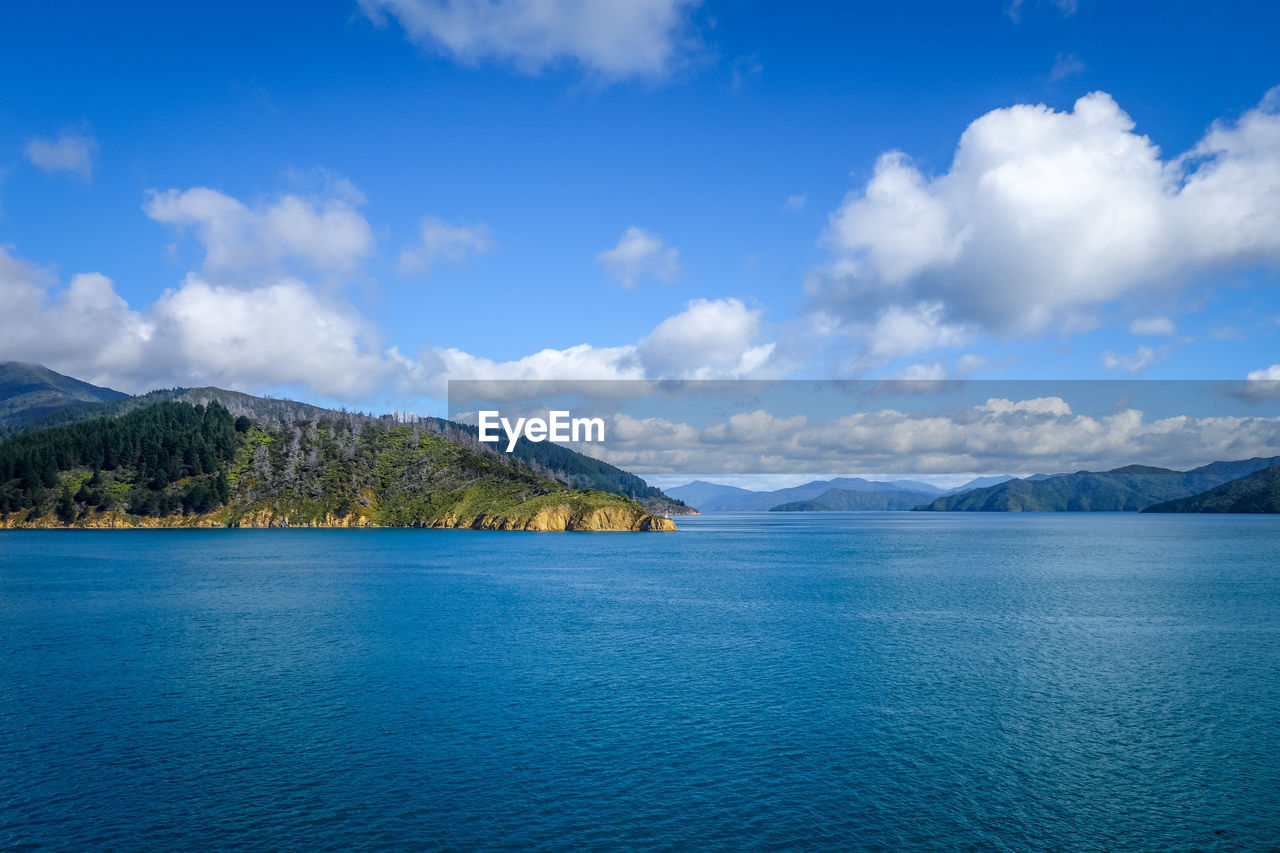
[0, 362, 680, 531]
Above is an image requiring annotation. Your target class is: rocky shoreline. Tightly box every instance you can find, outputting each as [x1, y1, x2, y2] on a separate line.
[1, 504, 677, 532]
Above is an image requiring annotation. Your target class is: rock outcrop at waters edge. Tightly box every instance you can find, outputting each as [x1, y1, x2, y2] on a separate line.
[2, 503, 676, 531]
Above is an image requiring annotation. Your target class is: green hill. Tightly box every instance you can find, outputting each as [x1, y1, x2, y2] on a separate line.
[1142, 465, 1280, 513]
[0, 362, 128, 431]
[0, 366, 690, 516]
[918, 458, 1280, 512]
[0, 401, 673, 531]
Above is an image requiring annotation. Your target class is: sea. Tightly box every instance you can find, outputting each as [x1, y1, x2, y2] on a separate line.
[2, 513, 1279, 851]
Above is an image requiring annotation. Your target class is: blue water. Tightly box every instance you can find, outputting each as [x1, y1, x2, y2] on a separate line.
[3, 514, 1280, 851]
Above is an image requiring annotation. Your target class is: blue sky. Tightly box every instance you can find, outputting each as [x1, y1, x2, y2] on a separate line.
[2, 0, 1279, 415]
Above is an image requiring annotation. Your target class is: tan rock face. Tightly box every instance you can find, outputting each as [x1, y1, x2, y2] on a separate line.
[3, 503, 676, 531]
[428, 504, 676, 531]
[226, 508, 374, 528]
[1, 510, 224, 529]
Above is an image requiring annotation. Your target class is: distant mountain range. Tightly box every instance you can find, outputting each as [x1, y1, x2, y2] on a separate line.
[772, 487, 941, 512]
[667, 475, 1014, 512]
[0, 362, 687, 527]
[671, 459, 1280, 515]
[918, 458, 1280, 512]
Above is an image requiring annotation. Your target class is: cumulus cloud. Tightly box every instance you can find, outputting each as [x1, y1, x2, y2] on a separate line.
[359, 0, 701, 79]
[782, 193, 807, 212]
[571, 396, 1280, 476]
[0, 241, 776, 401]
[808, 87, 1280, 363]
[596, 225, 680, 287]
[397, 218, 493, 274]
[0, 246, 393, 398]
[0, 247, 152, 390]
[144, 187, 375, 274]
[24, 133, 98, 180]
[149, 276, 396, 397]
[426, 297, 775, 392]
[634, 298, 775, 378]
[1238, 365, 1280, 402]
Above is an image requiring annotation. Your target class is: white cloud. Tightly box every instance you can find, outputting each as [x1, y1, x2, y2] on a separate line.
[1129, 316, 1177, 336]
[428, 338, 639, 378]
[635, 297, 775, 378]
[808, 87, 1280, 362]
[1, 241, 776, 401]
[144, 187, 375, 274]
[574, 396, 1280, 476]
[890, 362, 948, 381]
[1248, 365, 1280, 380]
[0, 247, 152, 390]
[359, 0, 701, 79]
[149, 276, 395, 397]
[25, 134, 98, 180]
[0, 246, 392, 398]
[1049, 52, 1086, 82]
[427, 297, 775, 391]
[859, 302, 974, 362]
[398, 218, 494, 274]
[782, 193, 807, 212]
[1101, 345, 1168, 373]
[596, 225, 680, 287]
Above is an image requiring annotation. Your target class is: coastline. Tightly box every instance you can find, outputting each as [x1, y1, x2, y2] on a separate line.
[0, 505, 677, 532]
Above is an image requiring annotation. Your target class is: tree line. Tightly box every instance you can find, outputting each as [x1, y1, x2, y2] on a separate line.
[0, 401, 242, 518]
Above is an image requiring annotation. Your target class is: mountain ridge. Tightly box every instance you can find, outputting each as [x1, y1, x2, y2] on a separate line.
[1143, 464, 1280, 513]
[919, 457, 1280, 512]
[0, 362, 128, 431]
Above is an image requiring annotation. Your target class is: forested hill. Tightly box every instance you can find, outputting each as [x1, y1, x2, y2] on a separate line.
[1143, 465, 1280, 513]
[0, 401, 674, 531]
[0, 364, 692, 516]
[918, 457, 1280, 512]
